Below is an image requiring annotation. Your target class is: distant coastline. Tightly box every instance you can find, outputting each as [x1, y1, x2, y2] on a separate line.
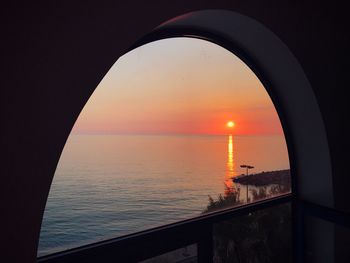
[233, 169, 291, 186]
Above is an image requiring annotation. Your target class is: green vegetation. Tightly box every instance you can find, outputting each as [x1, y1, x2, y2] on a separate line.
[203, 186, 242, 214]
[203, 171, 292, 263]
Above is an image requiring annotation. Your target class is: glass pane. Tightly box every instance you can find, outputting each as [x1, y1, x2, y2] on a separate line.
[304, 213, 350, 263]
[39, 37, 290, 255]
[213, 203, 292, 263]
[139, 244, 197, 263]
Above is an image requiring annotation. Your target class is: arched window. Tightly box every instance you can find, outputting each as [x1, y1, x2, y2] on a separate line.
[38, 10, 333, 263]
[39, 37, 290, 256]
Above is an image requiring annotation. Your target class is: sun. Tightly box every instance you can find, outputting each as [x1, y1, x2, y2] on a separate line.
[227, 121, 235, 128]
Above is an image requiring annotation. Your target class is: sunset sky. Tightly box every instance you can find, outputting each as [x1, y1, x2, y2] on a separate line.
[72, 37, 283, 135]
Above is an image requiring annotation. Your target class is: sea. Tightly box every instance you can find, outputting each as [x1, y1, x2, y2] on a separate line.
[38, 134, 289, 256]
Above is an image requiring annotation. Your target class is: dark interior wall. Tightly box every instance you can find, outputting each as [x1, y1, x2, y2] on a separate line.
[0, 1, 347, 262]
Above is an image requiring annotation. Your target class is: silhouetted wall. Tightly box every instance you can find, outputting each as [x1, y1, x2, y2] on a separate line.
[1, 1, 347, 262]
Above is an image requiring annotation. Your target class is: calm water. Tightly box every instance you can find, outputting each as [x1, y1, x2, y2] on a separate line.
[38, 135, 289, 256]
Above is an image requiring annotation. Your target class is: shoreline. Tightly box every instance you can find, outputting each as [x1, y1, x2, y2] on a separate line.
[232, 169, 290, 186]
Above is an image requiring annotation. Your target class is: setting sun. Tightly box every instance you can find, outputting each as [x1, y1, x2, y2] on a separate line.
[227, 121, 235, 128]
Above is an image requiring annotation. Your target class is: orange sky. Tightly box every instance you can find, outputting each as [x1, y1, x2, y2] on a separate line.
[73, 38, 283, 136]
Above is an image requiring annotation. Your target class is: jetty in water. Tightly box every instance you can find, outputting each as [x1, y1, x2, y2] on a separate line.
[232, 169, 291, 186]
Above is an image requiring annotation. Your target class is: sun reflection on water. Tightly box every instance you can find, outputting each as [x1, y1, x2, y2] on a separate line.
[225, 135, 234, 189]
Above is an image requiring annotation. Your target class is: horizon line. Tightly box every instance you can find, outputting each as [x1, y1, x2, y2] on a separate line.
[70, 132, 285, 137]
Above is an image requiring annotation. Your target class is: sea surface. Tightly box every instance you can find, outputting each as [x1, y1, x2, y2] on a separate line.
[38, 134, 289, 256]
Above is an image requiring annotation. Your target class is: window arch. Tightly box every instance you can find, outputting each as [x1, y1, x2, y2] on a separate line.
[38, 9, 333, 262]
[40, 35, 292, 255]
